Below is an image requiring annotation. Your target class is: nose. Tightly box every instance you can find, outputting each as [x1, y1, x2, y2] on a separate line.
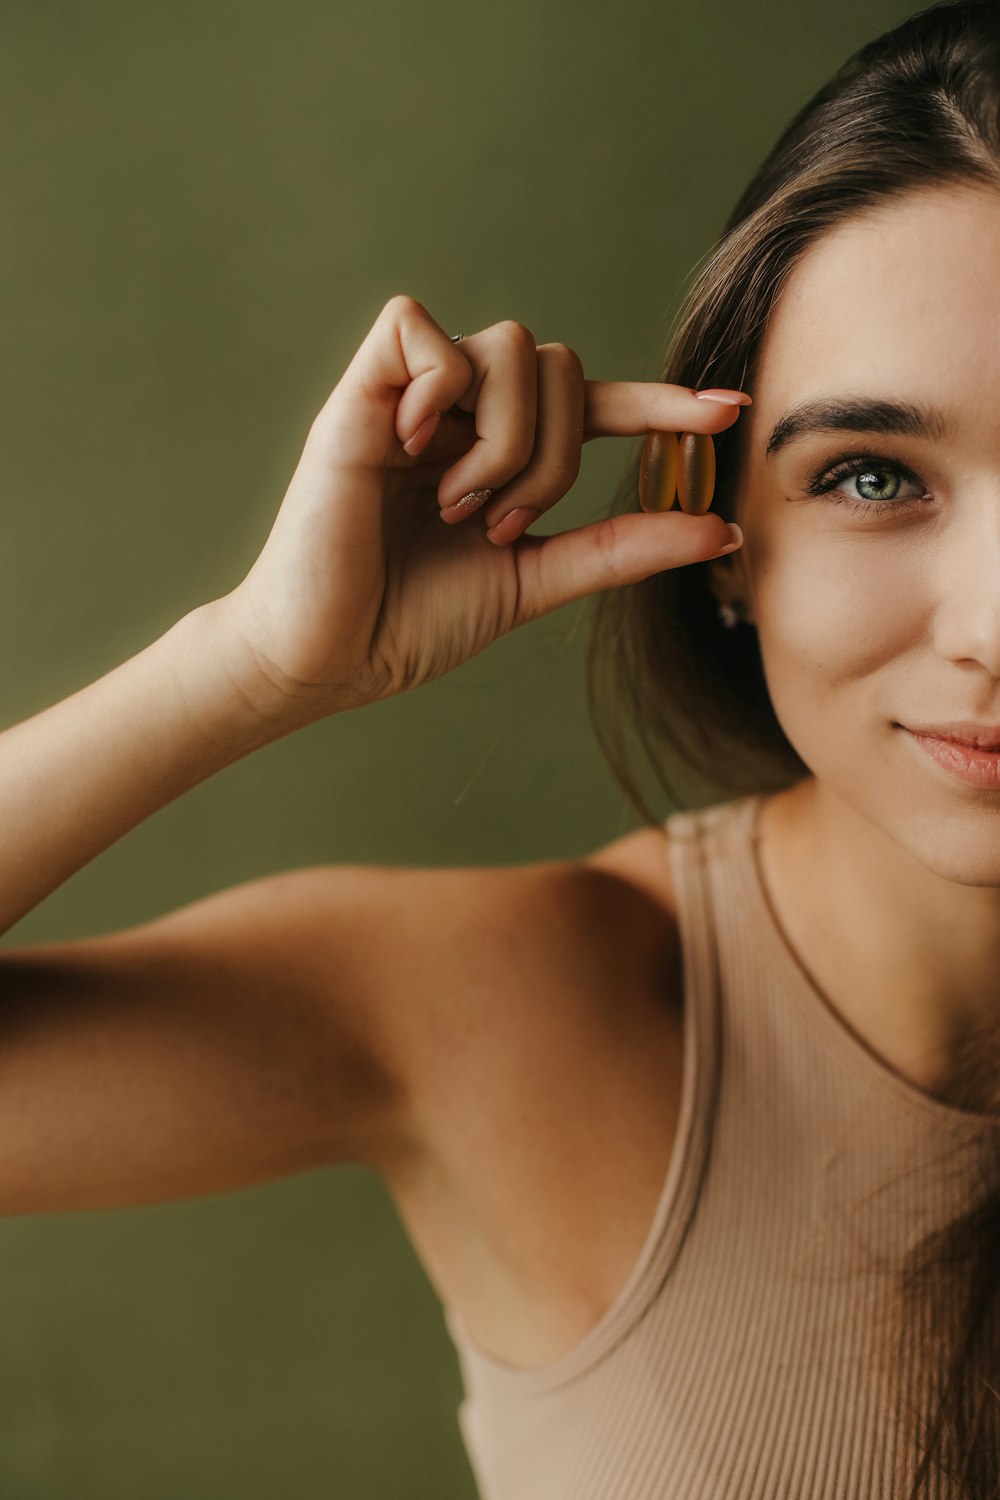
[932, 496, 1000, 678]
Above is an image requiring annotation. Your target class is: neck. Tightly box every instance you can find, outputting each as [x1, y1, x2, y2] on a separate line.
[758, 776, 1000, 1113]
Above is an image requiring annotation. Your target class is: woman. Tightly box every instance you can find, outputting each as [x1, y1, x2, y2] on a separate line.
[1, 1, 998, 1495]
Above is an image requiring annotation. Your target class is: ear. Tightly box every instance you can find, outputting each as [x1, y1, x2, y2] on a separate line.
[705, 547, 756, 625]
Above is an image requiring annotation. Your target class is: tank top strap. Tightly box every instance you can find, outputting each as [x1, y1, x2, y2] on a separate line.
[443, 798, 739, 1399]
[663, 791, 762, 1037]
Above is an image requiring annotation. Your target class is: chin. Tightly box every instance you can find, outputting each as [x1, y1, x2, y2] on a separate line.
[805, 751, 1000, 889]
[877, 793, 1000, 889]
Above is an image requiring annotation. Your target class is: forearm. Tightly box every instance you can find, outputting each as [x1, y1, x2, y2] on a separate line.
[0, 600, 301, 940]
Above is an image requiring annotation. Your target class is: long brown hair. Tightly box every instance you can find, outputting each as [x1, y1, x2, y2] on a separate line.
[586, 4, 1000, 1494]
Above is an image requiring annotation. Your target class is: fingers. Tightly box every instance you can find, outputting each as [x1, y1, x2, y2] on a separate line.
[434, 320, 539, 512]
[582, 380, 751, 442]
[325, 294, 476, 467]
[414, 325, 749, 539]
[475, 344, 585, 535]
[338, 298, 751, 552]
[509, 510, 743, 629]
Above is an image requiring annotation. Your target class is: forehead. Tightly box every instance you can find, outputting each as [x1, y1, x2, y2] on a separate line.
[756, 185, 1000, 401]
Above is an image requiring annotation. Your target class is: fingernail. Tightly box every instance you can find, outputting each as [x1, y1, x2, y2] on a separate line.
[486, 507, 541, 545]
[715, 522, 744, 554]
[402, 411, 441, 456]
[441, 488, 493, 522]
[695, 389, 752, 407]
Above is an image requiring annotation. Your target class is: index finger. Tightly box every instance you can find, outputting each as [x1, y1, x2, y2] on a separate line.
[583, 380, 752, 442]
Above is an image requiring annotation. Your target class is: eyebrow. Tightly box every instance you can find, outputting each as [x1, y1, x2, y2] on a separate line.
[764, 396, 951, 460]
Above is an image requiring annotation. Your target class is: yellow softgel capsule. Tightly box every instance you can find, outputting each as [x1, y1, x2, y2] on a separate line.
[676, 431, 716, 515]
[638, 430, 679, 513]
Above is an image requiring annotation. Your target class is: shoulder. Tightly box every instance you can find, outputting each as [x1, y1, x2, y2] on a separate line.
[286, 831, 682, 1179]
[340, 844, 688, 1352]
[294, 827, 680, 1030]
[393, 827, 683, 1044]
[578, 823, 680, 920]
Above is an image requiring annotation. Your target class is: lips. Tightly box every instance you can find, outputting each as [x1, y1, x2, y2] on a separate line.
[901, 722, 1000, 751]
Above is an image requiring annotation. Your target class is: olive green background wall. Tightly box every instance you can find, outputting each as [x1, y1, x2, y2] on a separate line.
[0, 3, 915, 1496]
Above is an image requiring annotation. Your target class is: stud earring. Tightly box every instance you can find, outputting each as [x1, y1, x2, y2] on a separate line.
[717, 600, 747, 629]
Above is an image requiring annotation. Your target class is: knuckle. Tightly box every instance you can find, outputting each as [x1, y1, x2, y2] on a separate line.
[497, 318, 536, 351]
[385, 292, 424, 319]
[540, 341, 584, 376]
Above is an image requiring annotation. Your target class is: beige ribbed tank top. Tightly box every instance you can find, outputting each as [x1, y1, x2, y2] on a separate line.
[442, 791, 1000, 1500]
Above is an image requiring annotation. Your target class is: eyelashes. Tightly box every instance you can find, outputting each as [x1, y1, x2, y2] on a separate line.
[803, 450, 931, 519]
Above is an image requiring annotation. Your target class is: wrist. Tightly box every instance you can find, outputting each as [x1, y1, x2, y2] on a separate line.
[174, 599, 329, 750]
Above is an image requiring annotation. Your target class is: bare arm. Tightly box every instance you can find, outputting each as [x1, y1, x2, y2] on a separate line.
[0, 865, 408, 1216]
[0, 855, 666, 1219]
[0, 600, 302, 942]
[0, 292, 726, 1219]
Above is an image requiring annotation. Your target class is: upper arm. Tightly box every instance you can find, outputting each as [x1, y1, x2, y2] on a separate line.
[0, 849, 674, 1220]
[0, 866, 417, 1215]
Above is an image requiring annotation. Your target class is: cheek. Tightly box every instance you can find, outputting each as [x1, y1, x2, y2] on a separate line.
[751, 534, 922, 749]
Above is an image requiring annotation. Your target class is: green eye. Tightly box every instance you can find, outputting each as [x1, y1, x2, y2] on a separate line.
[853, 466, 901, 501]
[806, 452, 929, 518]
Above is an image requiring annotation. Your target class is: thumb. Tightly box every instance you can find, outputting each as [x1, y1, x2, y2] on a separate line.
[510, 510, 743, 626]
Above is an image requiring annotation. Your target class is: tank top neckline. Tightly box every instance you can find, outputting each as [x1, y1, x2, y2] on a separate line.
[730, 790, 1000, 1130]
[444, 791, 997, 1394]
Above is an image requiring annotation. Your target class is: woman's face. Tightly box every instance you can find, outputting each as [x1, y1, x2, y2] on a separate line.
[712, 183, 1000, 883]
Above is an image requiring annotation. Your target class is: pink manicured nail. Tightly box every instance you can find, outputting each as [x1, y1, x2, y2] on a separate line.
[714, 522, 744, 553]
[441, 488, 493, 522]
[486, 507, 541, 545]
[695, 389, 752, 407]
[402, 411, 442, 456]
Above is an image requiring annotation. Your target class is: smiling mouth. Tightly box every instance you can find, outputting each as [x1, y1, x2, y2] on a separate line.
[897, 724, 1000, 790]
[897, 723, 1000, 752]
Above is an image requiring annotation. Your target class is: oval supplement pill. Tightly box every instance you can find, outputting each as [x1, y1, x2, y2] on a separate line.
[676, 431, 716, 515]
[638, 430, 679, 513]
